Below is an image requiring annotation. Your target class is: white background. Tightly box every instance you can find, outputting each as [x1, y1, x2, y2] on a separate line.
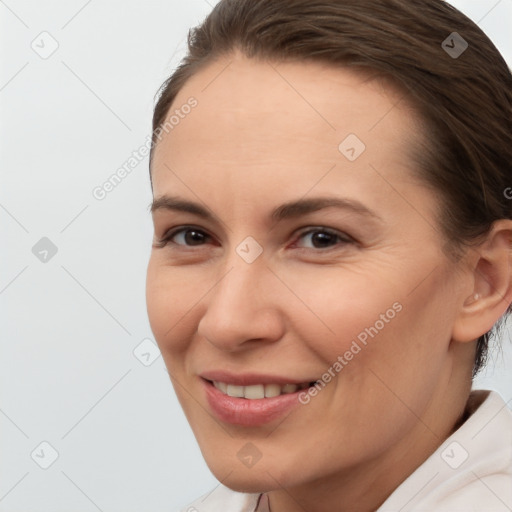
[1, 1, 511, 510]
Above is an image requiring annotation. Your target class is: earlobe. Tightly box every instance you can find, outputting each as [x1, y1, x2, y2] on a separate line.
[452, 220, 512, 343]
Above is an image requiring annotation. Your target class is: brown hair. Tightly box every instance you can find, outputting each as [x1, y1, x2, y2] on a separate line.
[149, 0, 512, 376]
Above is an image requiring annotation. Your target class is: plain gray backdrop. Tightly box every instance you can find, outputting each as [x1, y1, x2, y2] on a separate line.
[1, 1, 511, 510]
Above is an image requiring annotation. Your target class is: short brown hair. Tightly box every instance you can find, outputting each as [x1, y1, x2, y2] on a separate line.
[150, 0, 512, 376]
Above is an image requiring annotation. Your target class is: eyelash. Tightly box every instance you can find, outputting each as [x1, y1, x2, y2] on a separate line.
[154, 225, 354, 251]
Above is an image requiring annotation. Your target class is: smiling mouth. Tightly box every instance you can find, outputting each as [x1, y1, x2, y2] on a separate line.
[209, 380, 318, 399]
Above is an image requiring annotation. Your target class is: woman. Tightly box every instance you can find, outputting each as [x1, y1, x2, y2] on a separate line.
[146, 0, 512, 510]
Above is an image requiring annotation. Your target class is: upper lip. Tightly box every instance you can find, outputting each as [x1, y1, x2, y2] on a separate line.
[200, 370, 315, 386]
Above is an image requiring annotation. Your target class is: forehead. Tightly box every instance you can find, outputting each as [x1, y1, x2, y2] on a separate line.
[151, 53, 422, 194]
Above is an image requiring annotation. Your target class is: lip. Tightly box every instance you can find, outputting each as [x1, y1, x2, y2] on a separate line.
[201, 377, 307, 427]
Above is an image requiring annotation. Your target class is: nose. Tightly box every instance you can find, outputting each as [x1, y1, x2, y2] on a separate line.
[197, 259, 286, 352]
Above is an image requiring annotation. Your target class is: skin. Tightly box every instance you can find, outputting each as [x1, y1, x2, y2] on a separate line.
[146, 52, 512, 512]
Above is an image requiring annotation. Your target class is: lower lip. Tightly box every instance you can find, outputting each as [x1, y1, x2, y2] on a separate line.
[202, 379, 304, 426]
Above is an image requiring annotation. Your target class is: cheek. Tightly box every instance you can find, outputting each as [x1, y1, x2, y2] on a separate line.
[145, 260, 205, 356]
[332, 271, 457, 423]
[277, 265, 404, 359]
[282, 263, 455, 410]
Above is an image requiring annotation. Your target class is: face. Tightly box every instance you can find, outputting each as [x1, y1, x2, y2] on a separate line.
[146, 54, 471, 494]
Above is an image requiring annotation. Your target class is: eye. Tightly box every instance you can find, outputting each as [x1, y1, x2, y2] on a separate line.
[293, 227, 353, 250]
[154, 225, 353, 251]
[154, 226, 213, 248]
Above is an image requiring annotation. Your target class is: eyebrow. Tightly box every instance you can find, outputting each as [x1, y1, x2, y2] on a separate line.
[150, 195, 382, 223]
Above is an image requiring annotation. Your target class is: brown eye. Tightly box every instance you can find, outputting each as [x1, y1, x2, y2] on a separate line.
[157, 227, 213, 248]
[177, 229, 208, 246]
[295, 228, 352, 250]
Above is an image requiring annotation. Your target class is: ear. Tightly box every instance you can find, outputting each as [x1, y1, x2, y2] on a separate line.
[452, 219, 512, 343]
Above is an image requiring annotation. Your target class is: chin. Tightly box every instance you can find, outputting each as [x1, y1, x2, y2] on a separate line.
[215, 471, 278, 494]
[203, 455, 293, 493]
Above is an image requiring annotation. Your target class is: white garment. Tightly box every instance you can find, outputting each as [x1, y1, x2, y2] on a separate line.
[179, 390, 512, 511]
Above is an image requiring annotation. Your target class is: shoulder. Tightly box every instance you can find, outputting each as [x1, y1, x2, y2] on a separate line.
[178, 484, 261, 512]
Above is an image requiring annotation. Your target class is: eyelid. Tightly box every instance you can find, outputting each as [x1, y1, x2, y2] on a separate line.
[296, 225, 353, 237]
[165, 224, 206, 237]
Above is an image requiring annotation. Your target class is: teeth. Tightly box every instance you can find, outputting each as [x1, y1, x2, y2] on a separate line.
[264, 384, 281, 398]
[213, 381, 308, 399]
[244, 384, 265, 399]
[282, 384, 298, 394]
[213, 381, 228, 393]
[226, 384, 244, 398]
